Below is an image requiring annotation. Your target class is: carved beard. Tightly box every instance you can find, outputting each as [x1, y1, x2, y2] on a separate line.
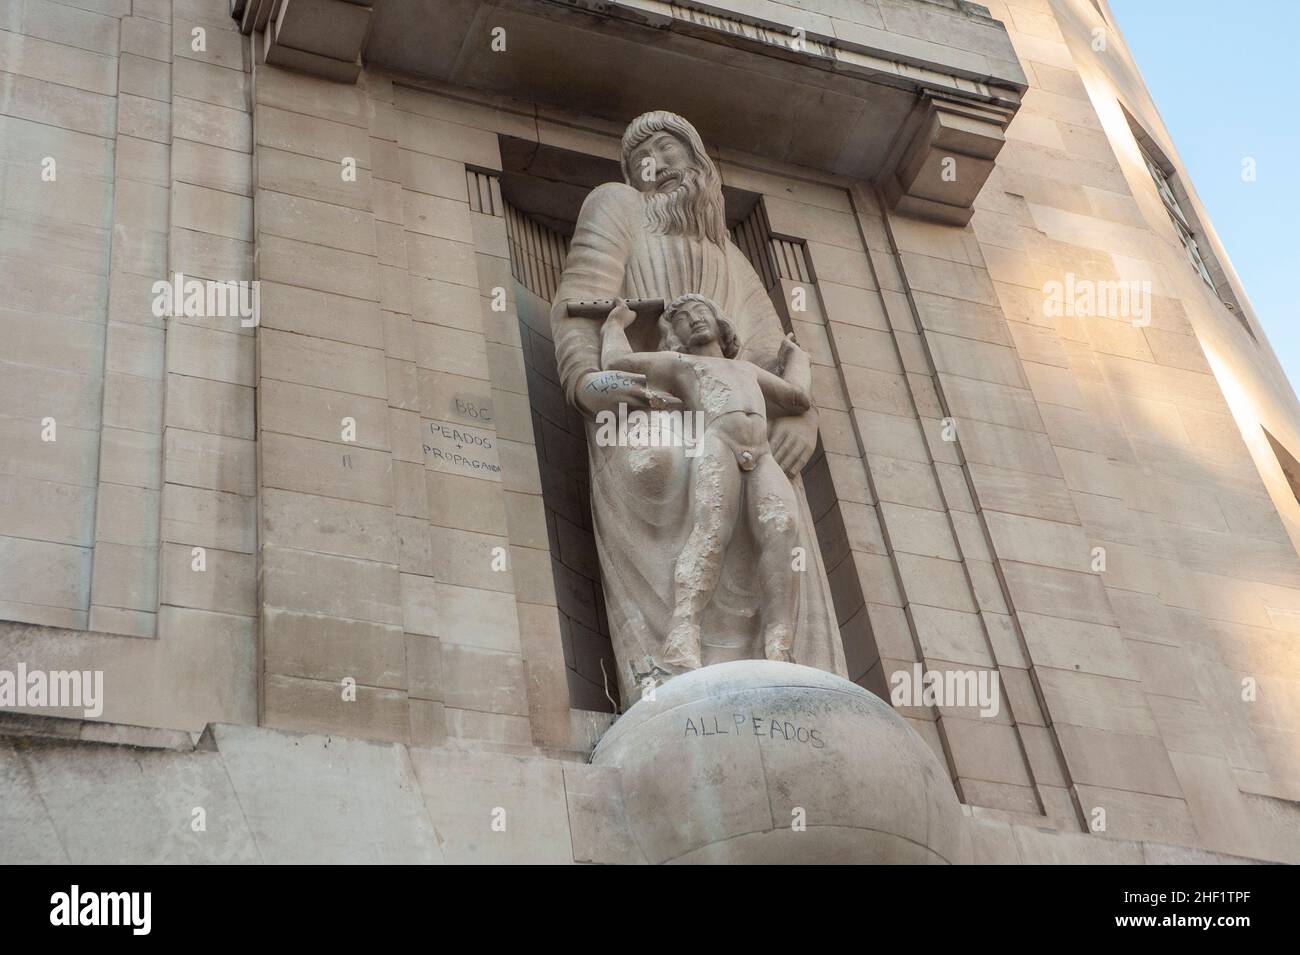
[643, 167, 719, 243]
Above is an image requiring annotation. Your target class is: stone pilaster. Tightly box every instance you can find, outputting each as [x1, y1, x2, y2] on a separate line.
[154, 0, 258, 662]
[251, 56, 407, 741]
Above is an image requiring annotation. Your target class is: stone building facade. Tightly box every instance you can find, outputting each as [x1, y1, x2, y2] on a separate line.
[2, 0, 1299, 863]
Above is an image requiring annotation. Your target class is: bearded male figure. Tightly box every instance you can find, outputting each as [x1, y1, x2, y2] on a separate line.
[550, 110, 847, 700]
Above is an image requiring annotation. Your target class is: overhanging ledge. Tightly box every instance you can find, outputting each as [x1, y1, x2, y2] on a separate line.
[237, 0, 1029, 223]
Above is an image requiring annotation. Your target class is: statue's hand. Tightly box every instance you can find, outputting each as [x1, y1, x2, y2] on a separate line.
[769, 409, 818, 477]
[605, 297, 637, 328]
[575, 370, 657, 419]
[777, 332, 805, 375]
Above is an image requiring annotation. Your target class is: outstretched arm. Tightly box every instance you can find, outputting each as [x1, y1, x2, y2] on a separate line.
[755, 334, 813, 417]
[601, 299, 680, 381]
[755, 366, 812, 416]
[726, 242, 819, 475]
[778, 332, 812, 394]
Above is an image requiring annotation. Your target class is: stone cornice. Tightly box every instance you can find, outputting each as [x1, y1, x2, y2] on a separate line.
[578, 0, 1027, 102]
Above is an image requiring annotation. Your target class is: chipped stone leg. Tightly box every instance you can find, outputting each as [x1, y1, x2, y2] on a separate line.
[747, 454, 800, 663]
[664, 436, 740, 669]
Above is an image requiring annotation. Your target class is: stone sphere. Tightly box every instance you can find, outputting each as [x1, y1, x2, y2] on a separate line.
[592, 660, 970, 864]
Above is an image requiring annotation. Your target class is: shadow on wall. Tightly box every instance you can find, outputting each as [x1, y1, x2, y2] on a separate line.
[511, 276, 620, 714]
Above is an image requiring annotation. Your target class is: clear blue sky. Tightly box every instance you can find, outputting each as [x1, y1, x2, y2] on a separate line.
[1109, 0, 1300, 390]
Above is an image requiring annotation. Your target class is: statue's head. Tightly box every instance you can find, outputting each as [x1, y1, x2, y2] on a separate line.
[659, 293, 739, 358]
[621, 111, 727, 247]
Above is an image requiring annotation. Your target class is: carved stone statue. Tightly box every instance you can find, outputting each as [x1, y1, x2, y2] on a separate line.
[600, 294, 813, 669]
[550, 110, 848, 700]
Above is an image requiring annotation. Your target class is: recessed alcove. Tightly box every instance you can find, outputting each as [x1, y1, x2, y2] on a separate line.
[496, 137, 871, 712]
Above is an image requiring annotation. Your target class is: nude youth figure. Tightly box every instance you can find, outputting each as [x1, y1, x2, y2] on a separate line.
[600, 293, 813, 669]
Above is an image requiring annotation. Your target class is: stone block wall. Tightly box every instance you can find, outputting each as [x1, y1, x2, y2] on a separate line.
[0, 0, 256, 730]
[251, 63, 587, 750]
[2, 0, 143, 633]
[902, 0, 1300, 858]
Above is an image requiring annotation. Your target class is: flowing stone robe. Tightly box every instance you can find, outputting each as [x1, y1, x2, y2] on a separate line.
[551, 182, 847, 698]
